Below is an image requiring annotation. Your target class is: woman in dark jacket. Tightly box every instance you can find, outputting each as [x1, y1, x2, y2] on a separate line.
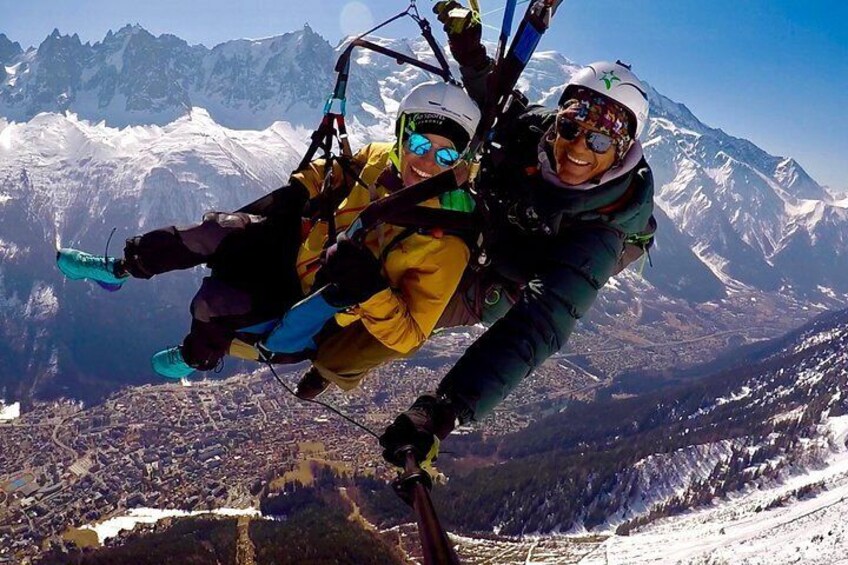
[380, 7, 657, 465]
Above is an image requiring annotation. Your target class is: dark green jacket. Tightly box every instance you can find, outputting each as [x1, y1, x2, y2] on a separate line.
[437, 100, 655, 423]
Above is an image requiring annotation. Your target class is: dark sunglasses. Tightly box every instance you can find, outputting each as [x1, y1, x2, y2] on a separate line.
[405, 131, 461, 167]
[556, 117, 614, 154]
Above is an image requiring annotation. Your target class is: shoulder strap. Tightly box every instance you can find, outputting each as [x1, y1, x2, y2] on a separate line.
[300, 155, 366, 219]
[377, 208, 483, 268]
[346, 168, 463, 239]
[384, 207, 481, 240]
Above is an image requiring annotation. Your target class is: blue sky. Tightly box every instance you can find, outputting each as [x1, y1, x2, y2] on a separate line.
[2, 0, 846, 190]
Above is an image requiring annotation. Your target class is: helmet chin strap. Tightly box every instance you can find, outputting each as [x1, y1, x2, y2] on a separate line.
[389, 113, 408, 175]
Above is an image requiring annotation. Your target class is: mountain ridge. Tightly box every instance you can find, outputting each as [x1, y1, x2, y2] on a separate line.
[0, 25, 845, 406]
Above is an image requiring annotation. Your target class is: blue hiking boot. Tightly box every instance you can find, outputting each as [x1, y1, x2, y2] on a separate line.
[151, 346, 195, 380]
[56, 248, 128, 291]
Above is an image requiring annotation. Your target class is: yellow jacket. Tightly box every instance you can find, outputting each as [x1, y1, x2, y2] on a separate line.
[292, 142, 470, 354]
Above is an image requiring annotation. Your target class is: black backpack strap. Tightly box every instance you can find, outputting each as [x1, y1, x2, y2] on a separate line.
[298, 154, 366, 219]
[382, 207, 481, 242]
[236, 179, 310, 217]
[368, 207, 483, 279]
[379, 227, 418, 264]
[349, 168, 462, 238]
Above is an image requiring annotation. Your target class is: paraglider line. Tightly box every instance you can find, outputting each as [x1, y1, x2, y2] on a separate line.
[482, 0, 531, 18]
[260, 354, 381, 440]
[103, 227, 117, 264]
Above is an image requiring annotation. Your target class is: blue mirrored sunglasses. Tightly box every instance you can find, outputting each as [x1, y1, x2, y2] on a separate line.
[404, 131, 461, 167]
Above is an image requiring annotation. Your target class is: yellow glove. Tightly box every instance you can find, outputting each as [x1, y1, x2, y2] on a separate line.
[432, 1, 487, 68]
[419, 436, 441, 474]
[434, 1, 482, 36]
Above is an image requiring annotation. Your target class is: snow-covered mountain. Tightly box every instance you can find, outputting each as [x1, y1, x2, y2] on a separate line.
[600, 311, 848, 565]
[645, 85, 848, 297]
[0, 26, 845, 404]
[3, 26, 843, 298]
[0, 109, 309, 402]
[0, 25, 384, 130]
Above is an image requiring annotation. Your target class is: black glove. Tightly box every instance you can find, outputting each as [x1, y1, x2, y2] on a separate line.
[317, 236, 388, 307]
[433, 1, 488, 69]
[380, 395, 458, 467]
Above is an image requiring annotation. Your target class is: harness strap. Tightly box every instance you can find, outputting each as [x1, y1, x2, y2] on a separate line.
[350, 169, 463, 238]
[382, 207, 480, 242]
[322, 154, 338, 243]
[380, 227, 418, 264]
[298, 154, 369, 233]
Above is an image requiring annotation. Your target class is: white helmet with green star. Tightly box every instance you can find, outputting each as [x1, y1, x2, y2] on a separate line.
[558, 61, 650, 139]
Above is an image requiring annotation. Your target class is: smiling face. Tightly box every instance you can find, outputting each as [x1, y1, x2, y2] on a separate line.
[552, 122, 617, 186]
[400, 132, 457, 187]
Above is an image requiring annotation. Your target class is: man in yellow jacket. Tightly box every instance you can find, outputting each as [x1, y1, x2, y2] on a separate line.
[56, 81, 481, 389]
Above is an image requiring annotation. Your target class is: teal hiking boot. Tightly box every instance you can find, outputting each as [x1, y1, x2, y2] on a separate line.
[57, 248, 128, 291]
[151, 346, 195, 380]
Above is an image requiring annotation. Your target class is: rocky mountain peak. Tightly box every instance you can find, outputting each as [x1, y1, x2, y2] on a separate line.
[644, 82, 707, 135]
[111, 23, 146, 39]
[0, 25, 384, 129]
[0, 34, 23, 64]
[774, 157, 827, 201]
[36, 28, 84, 55]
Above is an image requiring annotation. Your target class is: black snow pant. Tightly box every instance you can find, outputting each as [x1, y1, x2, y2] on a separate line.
[122, 187, 307, 370]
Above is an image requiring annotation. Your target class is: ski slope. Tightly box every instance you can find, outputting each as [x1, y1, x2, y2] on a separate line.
[80, 507, 261, 544]
[0, 400, 20, 421]
[586, 415, 848, 564]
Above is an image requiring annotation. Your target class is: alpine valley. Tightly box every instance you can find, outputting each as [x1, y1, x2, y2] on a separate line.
[2, 24, 848, 565]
